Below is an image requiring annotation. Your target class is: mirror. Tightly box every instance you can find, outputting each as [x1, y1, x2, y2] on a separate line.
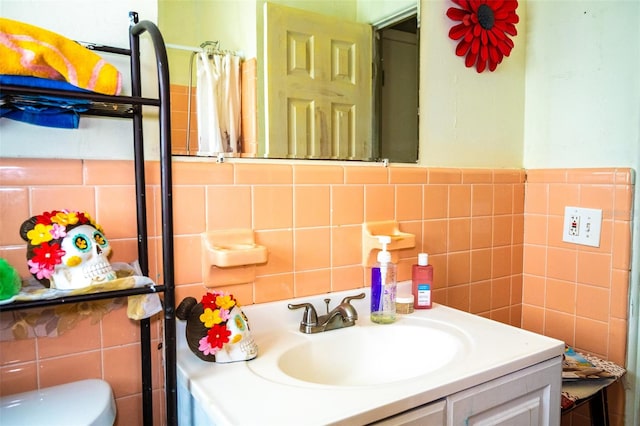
[161, 1, 418, 163]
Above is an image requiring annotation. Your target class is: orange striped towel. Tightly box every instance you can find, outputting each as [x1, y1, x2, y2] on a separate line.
[0, 18, 122, 95]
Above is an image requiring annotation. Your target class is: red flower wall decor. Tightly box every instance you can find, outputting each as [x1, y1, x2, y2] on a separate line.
[447, 0, 519, 73]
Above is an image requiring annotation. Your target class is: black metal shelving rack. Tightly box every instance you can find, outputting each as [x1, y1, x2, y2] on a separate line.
[0, 12, 177, 426]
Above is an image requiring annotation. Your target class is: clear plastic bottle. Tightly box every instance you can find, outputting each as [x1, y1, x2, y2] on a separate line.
[412, 253, 433, 309]
[370, 236, 397, 324]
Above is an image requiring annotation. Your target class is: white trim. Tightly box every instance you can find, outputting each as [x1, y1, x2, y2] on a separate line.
[626, 176, 639, 426]
[165, 43, 200, 52]
[372, 5, 418, 30]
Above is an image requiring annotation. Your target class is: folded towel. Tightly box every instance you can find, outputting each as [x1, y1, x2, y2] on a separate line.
[0, 74, 90, 92]
[0, 18, 122, 95]
[1, 103, 84, 129]
[561, 346, 626, 411]
[1, 75, 90, 128]
[562, 345, 619, 380]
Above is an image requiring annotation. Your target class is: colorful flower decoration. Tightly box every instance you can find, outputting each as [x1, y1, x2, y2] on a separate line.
[20, 209, 102, 281]
[447, 0, 519, 73]
[197, 291, 237, 356]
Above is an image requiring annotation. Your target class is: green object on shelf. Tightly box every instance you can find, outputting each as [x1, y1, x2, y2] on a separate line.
[0, 258, 21, 300]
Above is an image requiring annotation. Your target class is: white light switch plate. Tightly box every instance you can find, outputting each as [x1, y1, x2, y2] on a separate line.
[562, 206, 602, 247]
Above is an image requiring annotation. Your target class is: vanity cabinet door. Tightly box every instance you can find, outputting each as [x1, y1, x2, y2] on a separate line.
[371, 399, 445, 426]
[446, 356, 562, 426]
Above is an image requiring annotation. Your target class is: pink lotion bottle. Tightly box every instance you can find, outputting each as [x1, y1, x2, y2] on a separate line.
[412, 253, 433, 309]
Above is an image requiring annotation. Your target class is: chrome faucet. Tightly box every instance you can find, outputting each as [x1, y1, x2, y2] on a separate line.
[288, 293, 365, 334]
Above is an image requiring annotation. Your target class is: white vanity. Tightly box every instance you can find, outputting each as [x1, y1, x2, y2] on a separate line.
[176, 285, 564, 425]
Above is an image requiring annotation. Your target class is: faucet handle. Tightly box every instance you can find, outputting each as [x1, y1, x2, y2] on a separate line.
[339, 292, 365, 321]
[340, 292, 365, 305]
[323, 298, 331, 314]
[288, 302, 318, 326]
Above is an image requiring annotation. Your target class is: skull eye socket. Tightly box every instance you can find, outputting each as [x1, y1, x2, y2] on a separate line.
[73, 234, 91, 252]
[233, 314, 247, 331]
[93, 230, 108, 247]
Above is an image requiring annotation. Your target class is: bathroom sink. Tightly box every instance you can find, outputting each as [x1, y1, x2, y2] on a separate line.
[247, 320, 470, 387]
[178, 286, 565, 425]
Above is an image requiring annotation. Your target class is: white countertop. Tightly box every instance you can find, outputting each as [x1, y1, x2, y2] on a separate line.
[176, 284, 564, 425]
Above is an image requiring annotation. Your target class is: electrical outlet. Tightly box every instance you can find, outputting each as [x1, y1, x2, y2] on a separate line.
[569, 215, 580, 236]
[562, 206, 602, 247]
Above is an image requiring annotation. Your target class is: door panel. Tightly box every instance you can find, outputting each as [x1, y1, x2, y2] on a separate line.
[265, 3, 372, 160]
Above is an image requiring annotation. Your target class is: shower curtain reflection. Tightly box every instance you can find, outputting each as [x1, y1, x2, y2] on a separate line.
[196, 50, 241, 156]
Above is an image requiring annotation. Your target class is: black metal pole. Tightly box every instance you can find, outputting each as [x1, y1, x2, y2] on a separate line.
[130, 13, 177, 426]
[128, 11, 153, 426]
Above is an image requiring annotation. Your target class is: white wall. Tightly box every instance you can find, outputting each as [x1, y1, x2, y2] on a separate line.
[160, 0, 258, 85]
[523, 0, 640, 169]
[0, 0, 159, 160]
[5, 0, 636, 169]
[418, 0, 526, 168]
[356, 0, 416, 23]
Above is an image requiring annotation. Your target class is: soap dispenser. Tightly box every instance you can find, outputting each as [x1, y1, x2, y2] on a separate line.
[370, 235, 397, 324]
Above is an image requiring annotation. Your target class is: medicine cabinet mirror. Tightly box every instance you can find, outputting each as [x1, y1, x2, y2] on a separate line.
[165, 2, 418, 163]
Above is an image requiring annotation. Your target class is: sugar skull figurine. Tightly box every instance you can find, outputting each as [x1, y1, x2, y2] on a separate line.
[20, 210, 116, 290]
[176, 291, 258, 363]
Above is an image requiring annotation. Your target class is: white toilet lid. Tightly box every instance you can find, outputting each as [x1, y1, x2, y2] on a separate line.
[0, 379, 116, 426]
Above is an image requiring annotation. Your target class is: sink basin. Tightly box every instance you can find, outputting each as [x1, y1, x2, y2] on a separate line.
[178, 286, 565, 425]
[247, 320, 470, 387]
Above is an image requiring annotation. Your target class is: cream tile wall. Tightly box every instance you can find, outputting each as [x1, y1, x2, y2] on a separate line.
[0, 159, 633, 425]
[523, 168, 634, 425]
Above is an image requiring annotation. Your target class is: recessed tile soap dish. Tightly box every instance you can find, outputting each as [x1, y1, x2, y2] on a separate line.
[201, 229, 268, 287]
[362, 220, 415, 266]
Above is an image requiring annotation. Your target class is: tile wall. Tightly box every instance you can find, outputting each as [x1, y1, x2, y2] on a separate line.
[0, 159, 633, 425]
[168, 84, 197, 156]
[523, 168, 634, 426]
[0, 159, 166, 425]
